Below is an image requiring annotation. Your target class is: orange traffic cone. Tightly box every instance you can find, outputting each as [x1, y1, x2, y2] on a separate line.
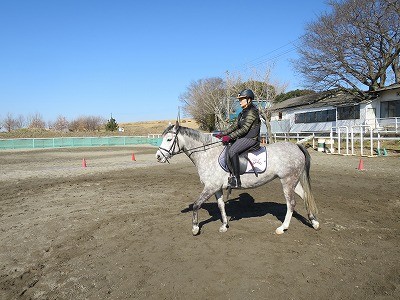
[82, 158, 87, 168]
[131, 152, 136, 161]
[357, 158, 364, 171]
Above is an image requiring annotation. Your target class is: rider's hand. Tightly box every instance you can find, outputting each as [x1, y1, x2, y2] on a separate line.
[222, 135, 231, 144]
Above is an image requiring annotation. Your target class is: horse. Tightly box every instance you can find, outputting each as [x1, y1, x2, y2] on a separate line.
[155, 122, 320, 236]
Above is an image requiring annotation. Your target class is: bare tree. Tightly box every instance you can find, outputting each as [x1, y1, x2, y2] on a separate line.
[69, 118, 85, 132]
[52, 115, 69, 132]
[234, 69, 287, 100]
[69, 116, 105, 132]
[15, 114, 25, 129]
[2, 113, 18, 132]
[83, 116, 104, 131]
[179, 77, 226, 131]
[294, 0, 400, 99]
[1, 113, 25, 132]
[28, 113, 46, 129]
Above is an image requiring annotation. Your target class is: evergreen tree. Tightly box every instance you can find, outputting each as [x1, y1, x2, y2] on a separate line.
[105, 115, 118, 131]
[274, 89, 315, 103]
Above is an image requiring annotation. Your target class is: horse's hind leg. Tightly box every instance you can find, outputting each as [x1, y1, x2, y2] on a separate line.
[276, 177, 297, 235]
[294, 182, 320, 230]
[215, 190, 228, 233]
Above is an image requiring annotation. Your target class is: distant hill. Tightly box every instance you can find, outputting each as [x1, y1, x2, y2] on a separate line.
[120, 119, 200, 136]
[0, 119, 200, 138]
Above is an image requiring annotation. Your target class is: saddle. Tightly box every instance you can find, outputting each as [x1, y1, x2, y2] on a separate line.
[218, 145, 267, 176]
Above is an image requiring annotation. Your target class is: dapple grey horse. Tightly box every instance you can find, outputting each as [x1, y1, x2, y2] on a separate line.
[156, 122, 320, 235]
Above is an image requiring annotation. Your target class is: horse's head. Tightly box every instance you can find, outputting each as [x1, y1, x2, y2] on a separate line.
[156, 121, 181, 163]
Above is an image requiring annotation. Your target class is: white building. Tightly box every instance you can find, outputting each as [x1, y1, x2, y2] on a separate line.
[269, 84, 400, 133]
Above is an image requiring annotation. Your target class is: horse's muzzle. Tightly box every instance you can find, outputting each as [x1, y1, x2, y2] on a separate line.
[155, 150, 169, 163]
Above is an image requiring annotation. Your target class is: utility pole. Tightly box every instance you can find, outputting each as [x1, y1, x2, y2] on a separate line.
[226, 70, 230, 125]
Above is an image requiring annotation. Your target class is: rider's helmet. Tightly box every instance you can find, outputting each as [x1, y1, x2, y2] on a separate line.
[236, 89, 255, 101]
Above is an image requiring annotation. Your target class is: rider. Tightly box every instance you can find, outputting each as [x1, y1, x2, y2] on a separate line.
[217, 89, 261, 188]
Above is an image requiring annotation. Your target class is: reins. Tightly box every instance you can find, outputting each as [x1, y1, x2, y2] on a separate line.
[157, 127, 222, 163]
[185, 140, 222, 158]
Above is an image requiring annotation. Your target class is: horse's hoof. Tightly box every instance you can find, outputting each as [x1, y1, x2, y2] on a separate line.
[192, 226, 200, 235]
[219, 225, 228, 233]
[275, 227, 285, 235]
[312, 220, 320, 230]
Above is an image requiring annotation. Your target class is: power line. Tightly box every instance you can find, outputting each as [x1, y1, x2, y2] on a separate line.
[246, 46, 299, 69]
[229, 35, 303, 73]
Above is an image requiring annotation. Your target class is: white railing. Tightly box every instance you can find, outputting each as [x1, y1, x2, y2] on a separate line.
[330, 126, 350, 155]
[272, 129, 399, 157]
[366, 117, 400, 133]
[350, 125, 373, 157]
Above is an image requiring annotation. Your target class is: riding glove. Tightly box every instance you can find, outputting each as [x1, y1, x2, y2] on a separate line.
[222, 135, 231, 144]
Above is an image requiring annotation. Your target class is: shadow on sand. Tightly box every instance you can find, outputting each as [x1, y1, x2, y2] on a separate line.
[181, 192, 312, 232]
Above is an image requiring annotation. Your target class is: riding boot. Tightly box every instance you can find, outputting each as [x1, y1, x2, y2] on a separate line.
[231, 154, 241, 188]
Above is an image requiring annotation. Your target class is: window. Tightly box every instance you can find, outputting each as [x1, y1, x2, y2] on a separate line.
[305, 112, 313, 123]
[295, 113, 305, 123]
[295, 109, 336, 123]
[380, 100, 400, 118]
[327, 109, 336, 121]
[337, 105, 360, 120]
[316, 110, 324, 122]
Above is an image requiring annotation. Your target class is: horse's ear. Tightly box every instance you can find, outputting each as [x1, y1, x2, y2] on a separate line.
[174, 120, 179, 129]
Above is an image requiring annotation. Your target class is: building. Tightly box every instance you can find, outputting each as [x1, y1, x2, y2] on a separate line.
[269, 84, 400, 133]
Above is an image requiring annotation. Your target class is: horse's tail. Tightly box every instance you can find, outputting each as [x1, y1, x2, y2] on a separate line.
[297, 144, 319, 223]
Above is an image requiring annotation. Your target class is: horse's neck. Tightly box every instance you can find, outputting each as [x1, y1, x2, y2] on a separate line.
[179, 133, 213, 165]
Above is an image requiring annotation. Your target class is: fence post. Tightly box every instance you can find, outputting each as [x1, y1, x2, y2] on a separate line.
[377, 131, 381, 152]
[330, 128, 335, 154]
[369, 126, 373, 157]
[312, 133, 315, 149]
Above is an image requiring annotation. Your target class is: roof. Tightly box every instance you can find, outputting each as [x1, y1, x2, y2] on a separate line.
[270, 89, 363, 112]
[374, 83, 400, 92]
[269, 83, 400, 112]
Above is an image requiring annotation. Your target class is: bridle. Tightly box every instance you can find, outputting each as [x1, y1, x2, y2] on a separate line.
[157, 127, 182, 163]
[157, 127, 222, 163]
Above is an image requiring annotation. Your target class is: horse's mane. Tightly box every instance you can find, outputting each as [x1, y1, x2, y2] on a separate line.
[162, 125, 174, 135]
[162, 125, 216, 144]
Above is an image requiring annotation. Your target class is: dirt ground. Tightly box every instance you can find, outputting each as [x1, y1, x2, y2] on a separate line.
[0, 146, 399, 300]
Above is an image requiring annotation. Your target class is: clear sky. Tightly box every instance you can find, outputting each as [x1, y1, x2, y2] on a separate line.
[0, 0, 330, 123]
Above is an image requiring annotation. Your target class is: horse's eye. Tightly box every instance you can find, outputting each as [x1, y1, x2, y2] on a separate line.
[167, 138, 172, 142]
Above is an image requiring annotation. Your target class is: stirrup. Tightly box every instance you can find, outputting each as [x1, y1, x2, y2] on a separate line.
[228, 176, 241, 188]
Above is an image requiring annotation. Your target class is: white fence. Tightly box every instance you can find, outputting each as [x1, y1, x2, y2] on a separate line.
[366, 117, 400, 133]
[272, 126, 399, 157]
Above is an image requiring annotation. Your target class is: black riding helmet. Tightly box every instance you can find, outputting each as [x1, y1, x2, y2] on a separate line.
[236, 89, 255, 100]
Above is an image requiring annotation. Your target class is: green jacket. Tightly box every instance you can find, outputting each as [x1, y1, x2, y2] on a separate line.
[222, 104, 261, 141]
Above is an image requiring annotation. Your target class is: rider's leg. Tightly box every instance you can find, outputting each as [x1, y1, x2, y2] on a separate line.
[231, 153, 241, 187]
[228, 138, 258, 188]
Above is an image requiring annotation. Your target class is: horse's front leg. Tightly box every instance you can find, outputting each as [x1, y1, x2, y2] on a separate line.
[215, 190, 228, 233]
[192, 187, 214, 235]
